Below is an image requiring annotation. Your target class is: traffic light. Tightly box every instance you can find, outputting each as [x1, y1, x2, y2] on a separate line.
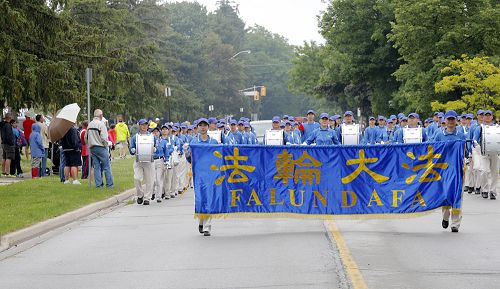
[254, 91, 260, 101]
[260, 86, 266, 97]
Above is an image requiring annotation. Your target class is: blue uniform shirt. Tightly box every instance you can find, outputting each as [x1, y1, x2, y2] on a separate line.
[305, 127, 340, 145]
[225, 131, 243, 144]
[285, 131, 301, 145]
[301, 122, 320, 142]
[363, 126, 379, 145]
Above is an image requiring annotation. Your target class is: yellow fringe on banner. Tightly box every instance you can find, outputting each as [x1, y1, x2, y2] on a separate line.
[194, 206, 461, 220]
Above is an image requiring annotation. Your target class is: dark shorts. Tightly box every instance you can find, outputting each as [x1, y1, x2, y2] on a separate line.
[2, 144, 15, 160]
[64, 150, 82, 167]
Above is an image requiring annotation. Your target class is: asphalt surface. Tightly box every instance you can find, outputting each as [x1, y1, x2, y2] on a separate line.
[1, 184, 499, 289]
[0, 190, 345, 289]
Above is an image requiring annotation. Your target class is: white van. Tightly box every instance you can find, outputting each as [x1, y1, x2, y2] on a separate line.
[250, 120, 272, 144]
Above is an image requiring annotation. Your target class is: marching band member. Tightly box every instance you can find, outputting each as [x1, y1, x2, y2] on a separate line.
[284, 121, 301, 145]
[472, 110, 498, 200]
[469, 110, 484, 195]
[338, 111, 361, 145]
[151, 127, 169, 203]
[243, 122, 257, 144]
[385, 118, 396, 143]
[394, 113, 427, 143]
[426, 112, 442, 140]
[301, 110, 320, 142]
[129, 119, 155, 205]
[434, 110, 466, 233]
[160, 124, 174, 199]
[376, 116, 388, 143]
[189, 118, 218, 236]
[363, 116, 378, 145]
[225, 120, 243, 144]
[289, 117, 302, 140]
[304, 113, 340, 145]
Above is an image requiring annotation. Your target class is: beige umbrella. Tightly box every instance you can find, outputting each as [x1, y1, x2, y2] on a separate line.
[48, 103, 81, 142]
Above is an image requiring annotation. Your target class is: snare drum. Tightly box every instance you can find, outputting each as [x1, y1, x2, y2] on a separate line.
[136, 134, 154, 162]
[341, 124, 360, 145]
[207, 130, 222, 143]
[481, 125, 500, 155]
[403, 127, 423, 144]
[265, 130, 285, 145]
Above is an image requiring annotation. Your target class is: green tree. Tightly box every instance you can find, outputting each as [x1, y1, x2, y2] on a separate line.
[432, 55, 500, 118]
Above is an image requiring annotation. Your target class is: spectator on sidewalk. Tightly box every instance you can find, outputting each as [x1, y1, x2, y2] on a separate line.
[86, 109, 114, 188]
[35, 114, 49, 176]
[23, 114, 35, 160]
[0, 113, 16, 177]
[61, 125, 82, 185]
[10, 119, 25, 178]
[115, 115, 130, 159]
[29, 123, 45, 178]
[80, 121, 91, 180]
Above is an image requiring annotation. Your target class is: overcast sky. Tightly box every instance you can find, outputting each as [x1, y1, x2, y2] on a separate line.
[167, 0, 328, 46]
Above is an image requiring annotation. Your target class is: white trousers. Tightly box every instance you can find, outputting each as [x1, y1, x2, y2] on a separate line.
[153, 159, 165, 197]
[442, 207, 462, 229]
[134, 161, 154, 199]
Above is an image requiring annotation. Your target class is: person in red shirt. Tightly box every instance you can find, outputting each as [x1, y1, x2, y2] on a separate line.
[80, 121, 91, 180]
[23, 115, 36, 160]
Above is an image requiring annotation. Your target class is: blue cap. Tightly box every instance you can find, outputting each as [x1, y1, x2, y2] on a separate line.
[230, 119, 237, 125]
[378, 115, 386, 121]
[369, 116, 375, 120]
[437, 112, 444, 118]
[401, 117, 408, 121]
[466, 113, 474, 119]
[208, 117, 217, 124]
[344, 111, 353, 116]
[238, 120, 245, 125]
[390, 115, 397, 120]
[283, 115, 289, 119]
[188, 125, 193, 130]
[408, 113, 419, 119]
[423, 118, 430, 123]
[289, 116, 295, 121]
[433, 111, 441, 116]
[161, 124, 169, 129]
[307, 109, 315, 115]
[197, 118, 209, 126]
[218, 119, 226, 124]
[272, 116, 281, 122]
[477, 109, 484, 115]
[180, 124, 187, 129]
[484, 110, 493, 115]
[441, 119, 446, 124]
[329, 115, 336, 121]
[387, 118, 394, 123]
[285, 121, 292, 126]
[192, 120, 198, 126]
[279, 122, 285, 127]
[171, 126, 178, 132]
[444, 110, 458, 119]
[319, 112, 329, 119]
[397, 113, 406, 119]
[217, 123, 225, 128]
[138, 119, 148, 125]
[244, 122, 250, 128]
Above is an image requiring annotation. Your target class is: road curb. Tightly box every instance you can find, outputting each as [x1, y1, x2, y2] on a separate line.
[0, 188, 136, 253]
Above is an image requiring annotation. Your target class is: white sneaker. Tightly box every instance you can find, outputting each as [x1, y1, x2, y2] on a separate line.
[64, 180, 71, 184]
[73, 180, 82, 185]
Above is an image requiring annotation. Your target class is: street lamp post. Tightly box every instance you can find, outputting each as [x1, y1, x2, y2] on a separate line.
[229, 50, 251, 60]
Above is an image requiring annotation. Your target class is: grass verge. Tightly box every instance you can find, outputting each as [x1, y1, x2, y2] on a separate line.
[0, 158, 135, 236]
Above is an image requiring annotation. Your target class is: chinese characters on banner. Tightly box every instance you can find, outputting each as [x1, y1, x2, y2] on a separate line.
[191, 141, 465, 218]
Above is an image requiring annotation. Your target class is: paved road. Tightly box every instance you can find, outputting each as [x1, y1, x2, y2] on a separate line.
[334, 190, 500, 289]
[0, 190, 346, 289]
[1, 185, 499, 289]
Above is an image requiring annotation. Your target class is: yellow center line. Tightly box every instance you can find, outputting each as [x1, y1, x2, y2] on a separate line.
[325, 220, 368, 289]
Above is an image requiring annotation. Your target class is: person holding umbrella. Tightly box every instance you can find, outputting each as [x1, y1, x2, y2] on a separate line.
[61, 125, 82, 185]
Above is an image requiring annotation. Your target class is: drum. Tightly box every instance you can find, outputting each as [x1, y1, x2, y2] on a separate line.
[265, 130, 285, 145]
[341, 124, 360, 145]
[136, 134, 154, 162]
[207, 130, 222, 143]
[481, 125, 500, 155]
[403, 127, 422, 144]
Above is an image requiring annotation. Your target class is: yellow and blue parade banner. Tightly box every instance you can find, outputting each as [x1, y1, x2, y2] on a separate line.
[191, 141, 465, 219]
